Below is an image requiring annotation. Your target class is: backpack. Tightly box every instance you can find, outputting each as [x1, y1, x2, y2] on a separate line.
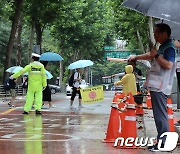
[4, 78, 10, 91]
[22, 78, 28, 88]
[68, 72, 75, 87]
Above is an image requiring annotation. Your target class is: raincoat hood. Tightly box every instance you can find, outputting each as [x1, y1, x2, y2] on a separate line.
[114, 64, 137, 96]
[125, 65, 133, 74]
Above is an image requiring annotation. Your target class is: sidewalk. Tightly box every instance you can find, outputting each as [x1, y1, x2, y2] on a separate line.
[0, 92, 180, 153]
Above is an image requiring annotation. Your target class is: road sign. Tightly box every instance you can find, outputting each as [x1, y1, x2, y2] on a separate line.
[104, 51, 135, 59]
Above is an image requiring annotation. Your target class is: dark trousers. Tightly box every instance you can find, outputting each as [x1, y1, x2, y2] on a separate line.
[150, 91, 169, 144]
[70, 87, 82, 101]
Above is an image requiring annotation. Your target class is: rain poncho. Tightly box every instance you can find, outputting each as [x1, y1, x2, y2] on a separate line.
[13, 61, 47, 112]
[114, 65, 137, 96]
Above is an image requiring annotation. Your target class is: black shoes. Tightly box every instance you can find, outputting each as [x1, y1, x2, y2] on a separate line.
[22, 111, 28, 115]
[8, 102, 15, 108]
[148, 143, 159, 152]
[22, 111, 42, 115]
[148, 143, 165, 152]
[36, 110, 42, 115]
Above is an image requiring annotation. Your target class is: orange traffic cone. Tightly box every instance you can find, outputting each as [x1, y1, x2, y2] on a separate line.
[167, 97, 175, 132]
[112, 91, 118, 104]
[115, 93, 138, 149]
[117, 95, 126, 135]
[136, 104, 144, 115]
[103, 106, 122, 143]
[146, 95, 152, 109]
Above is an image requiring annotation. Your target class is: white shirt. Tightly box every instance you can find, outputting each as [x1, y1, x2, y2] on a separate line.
[73, 72, 81, 88]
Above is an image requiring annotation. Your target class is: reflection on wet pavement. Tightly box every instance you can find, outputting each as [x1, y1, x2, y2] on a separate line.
[0, 110, 179, 154]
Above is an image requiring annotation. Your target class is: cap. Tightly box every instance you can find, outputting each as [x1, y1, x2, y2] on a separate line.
[32, 53, 40, 58]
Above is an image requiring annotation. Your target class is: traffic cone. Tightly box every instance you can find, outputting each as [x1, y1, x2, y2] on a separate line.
[136, 104, 144, 115]
[117, 94, 126, 134]
[167, 97, 175, 132]
[115, 93, 138, 149]
[112, 91, 118, 104]
[146, 95, 152, 109]
[103, 106, 122, 143]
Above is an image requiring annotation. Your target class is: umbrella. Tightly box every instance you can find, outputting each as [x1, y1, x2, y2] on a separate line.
[45, 70, 53, 79]
[68, 60, 94, 69]
[24, 70, 53, 79]
[6, 66, 23, 74]
[107, 57, 151, 69]
[40, 52, 64, 61]
[158, 20, 180, 40]
[122, 0, 180, 24]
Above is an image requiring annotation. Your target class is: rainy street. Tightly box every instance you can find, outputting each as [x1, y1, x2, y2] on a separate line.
[0, 91, 180, 154]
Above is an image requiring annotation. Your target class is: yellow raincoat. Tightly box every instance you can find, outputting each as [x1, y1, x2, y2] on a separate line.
[114, 65, 137, 96]
[13, 61, 47, 112]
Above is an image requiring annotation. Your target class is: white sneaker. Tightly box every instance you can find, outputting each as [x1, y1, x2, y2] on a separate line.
[10, 105, 15, 108]
[78, 105, 84, 109]
[49, 105, 56, 108]
[69, 106, 75, 109]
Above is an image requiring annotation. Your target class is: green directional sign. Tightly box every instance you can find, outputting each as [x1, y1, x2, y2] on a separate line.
[104, 46, 115, 51]
[104, 51, 135, 59]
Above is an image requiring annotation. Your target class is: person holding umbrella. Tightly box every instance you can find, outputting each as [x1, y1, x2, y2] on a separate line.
[68, 60, 94, 109]
[41, 61, 56, 108]
[129, 23, 176, 152]
[69, 68, 83, 109]
[11, 53, 47, 115]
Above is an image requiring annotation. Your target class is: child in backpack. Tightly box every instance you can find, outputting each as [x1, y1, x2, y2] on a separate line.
[114, 65, 137, 96]
[70, 68, 83, 109]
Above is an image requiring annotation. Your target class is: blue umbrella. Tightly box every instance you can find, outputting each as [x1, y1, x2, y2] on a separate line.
[40, 52, 64, 61]
[6, 66, 23, 74]
[68, 60, 94, 69]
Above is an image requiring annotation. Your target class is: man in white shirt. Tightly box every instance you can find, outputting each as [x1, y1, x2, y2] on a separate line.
[70, 68, 83, 109]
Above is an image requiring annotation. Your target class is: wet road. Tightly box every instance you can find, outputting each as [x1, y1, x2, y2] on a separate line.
[0, 92, 179, 154]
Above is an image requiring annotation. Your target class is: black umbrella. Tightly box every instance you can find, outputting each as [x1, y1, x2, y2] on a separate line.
[122, 0, 180, 24]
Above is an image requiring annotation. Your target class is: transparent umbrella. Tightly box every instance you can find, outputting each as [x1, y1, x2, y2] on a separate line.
[24, 70, 53, 79]
[6, 66, 23, 74]
[45, 70, 53, 79]
[106, 57, 151, 69]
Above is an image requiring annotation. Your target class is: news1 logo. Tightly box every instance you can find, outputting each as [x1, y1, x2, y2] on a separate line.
[114, 132, 179, 151]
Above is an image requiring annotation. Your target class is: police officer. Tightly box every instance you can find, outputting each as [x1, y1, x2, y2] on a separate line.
[11, 53, 47, 115]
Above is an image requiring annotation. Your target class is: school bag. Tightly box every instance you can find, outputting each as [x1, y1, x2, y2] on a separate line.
[4, 78, 10, 91]
[68, 72, 79, 87]
[22, 78, 28, 88]
[68, 72, 75, 87]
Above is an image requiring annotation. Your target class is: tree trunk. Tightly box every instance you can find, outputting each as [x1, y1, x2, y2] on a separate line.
[16, 16, 23, 66]
[84, 67, 89, 83]
[59, 61, 63, 86]
[35, 22, 44, 54]
[136, 30, 145, 54]
[3, 0, 24, 81]
[28, 22, 35, 63]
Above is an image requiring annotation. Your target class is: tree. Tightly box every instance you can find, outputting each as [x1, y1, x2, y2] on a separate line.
[3, 0, 24, 81]
[24, 0, 62, 53]
[51, 0, 115, 83]
[112, 0, 150, 53]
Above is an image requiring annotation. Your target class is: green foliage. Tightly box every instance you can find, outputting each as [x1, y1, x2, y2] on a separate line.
[51, 0, 114, 63]
[112, 0, 149, 51]
[0, 0, 150, 85]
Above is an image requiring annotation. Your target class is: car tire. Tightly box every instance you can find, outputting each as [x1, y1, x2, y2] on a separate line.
[51, 88, 56, 94]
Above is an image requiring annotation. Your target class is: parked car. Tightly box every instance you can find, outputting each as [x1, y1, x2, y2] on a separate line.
[49, 84, 61, 94]
[66, 80, 89, 96]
